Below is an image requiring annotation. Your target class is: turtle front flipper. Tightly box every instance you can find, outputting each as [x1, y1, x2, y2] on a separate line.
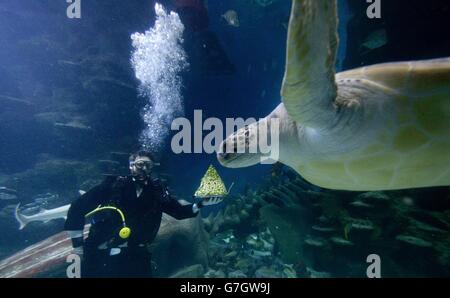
[281, 0, 338, 129]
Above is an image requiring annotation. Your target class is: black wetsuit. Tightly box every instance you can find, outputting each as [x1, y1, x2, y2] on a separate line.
[64, 175, 198, 277]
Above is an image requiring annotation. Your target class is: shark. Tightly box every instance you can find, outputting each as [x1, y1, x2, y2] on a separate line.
[14, 190, 86, 230]
[15, 204, 70, 230]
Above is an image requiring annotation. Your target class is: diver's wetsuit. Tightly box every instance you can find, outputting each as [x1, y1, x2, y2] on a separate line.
[64, 175, 199, 278]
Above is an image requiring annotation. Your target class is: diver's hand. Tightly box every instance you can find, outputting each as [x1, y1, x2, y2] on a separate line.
[70, 236, 84, 258]
[72, 246, 84, 257]
[200, 196, 224, 206]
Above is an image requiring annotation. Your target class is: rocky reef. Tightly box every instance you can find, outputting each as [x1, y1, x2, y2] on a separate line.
[195, 165, 450, 278]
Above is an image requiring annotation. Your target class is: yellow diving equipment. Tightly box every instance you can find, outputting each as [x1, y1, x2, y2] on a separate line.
[85, 205, 131, 239]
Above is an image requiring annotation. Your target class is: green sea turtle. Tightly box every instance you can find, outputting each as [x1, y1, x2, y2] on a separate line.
[217, 0, 450, 191]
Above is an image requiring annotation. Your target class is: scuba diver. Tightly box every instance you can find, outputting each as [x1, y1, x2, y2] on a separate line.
[170, 0, 235, 75]
[64, 151, 222, 277]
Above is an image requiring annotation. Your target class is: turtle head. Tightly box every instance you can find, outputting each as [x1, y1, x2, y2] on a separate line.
[217, 118, 279, 168]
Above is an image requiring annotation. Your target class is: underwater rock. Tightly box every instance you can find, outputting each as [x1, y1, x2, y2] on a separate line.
[228, 270, 247, 278]
[202, 210, 225, 234]
[3, 158, 100, 200]
[31, 192, 61, 210]
[285, 181, 306, 196]
[239, 209, 250, 219]
[169, 264, 204, 278]
[224, 214, 241, 226]
[259, 204, 309, 264]
[279, 186, 299, 203]
[246, 249, 272, 259]
[261, 238, 274, 251]
[215, 229, 236, 244]
[261, 192, 286, 208]
[301, 190, 335, 203]
[79, 178, 103, 193]
[282, 264, 297, 278]
[224, 251, 238, 259]
[270, 189, 295, 207]
[245, 234, 260, 248]
[395, 235, 432, 248]
[234, 258, 252, 272]
[150, 213, 209, 277]
[96, 159, 122, 174]
[204, 269, 226, 278]
[0, 204, 17, 219]
[306, 267, 331, 278]
[109, 151, 130, 163]
[255, 266, 280, 278]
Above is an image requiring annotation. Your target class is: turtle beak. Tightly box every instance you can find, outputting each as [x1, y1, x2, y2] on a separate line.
[217, 141, 236, 165]
[217, 137, 253, 168]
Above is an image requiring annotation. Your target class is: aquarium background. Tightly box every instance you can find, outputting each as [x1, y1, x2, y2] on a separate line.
[0, 0, 449, 277]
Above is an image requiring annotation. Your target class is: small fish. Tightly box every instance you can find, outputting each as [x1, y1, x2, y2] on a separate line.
[15, 204, 70, 230]
[361, 29, 387, 52]
[222, 10, 239, 27]
[57, 60, 81, 66]
[0, 187, 18, 201]
[248, 249, 271, 258]
[304, 237, 326, 247]
[261, 90, 266, 98]
[0, 193, 17, 201]
[349, 200, 374, 208]
[312, 225, 335, 233]
[330, 236, 354, 246]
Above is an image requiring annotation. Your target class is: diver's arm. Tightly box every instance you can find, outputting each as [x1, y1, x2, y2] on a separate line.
[64, 177, 114, 252]
[162, 198, 200, 219]
[157, 181, 200, 219]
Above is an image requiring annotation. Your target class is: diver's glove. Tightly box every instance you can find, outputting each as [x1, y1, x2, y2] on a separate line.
[68, 231, 84, 256]
[192, 196, 224, 213]
[72, 245, 84, 256]
[199, 196, 224, 207]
